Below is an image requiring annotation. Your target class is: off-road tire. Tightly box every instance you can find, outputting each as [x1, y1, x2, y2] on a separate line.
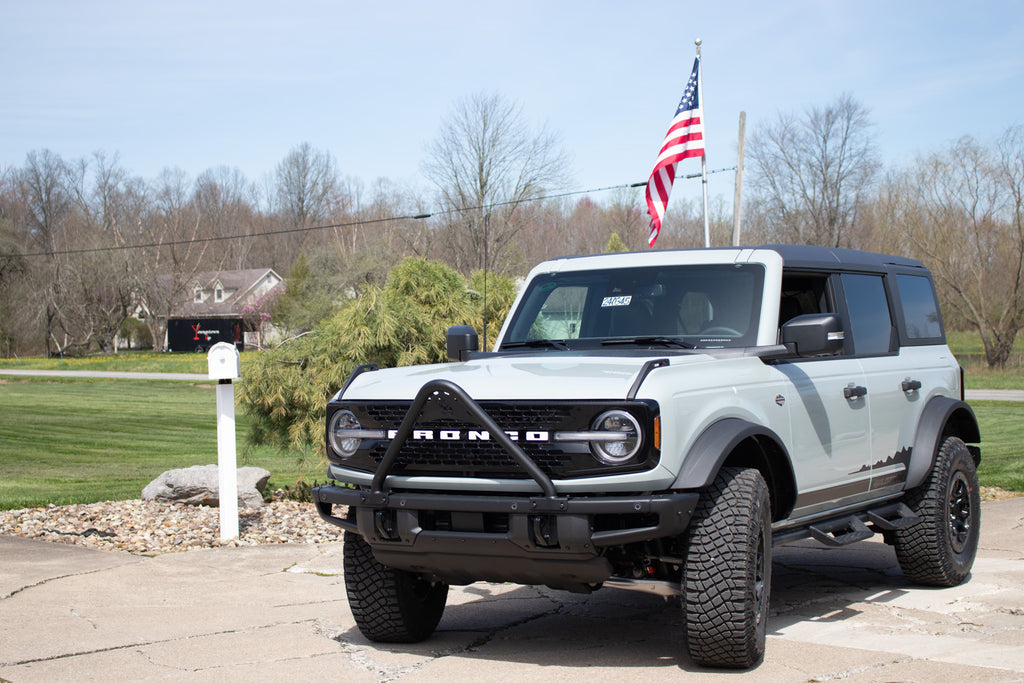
[343, 529, 448, 643]
[893, 435, 980, 586]
[683, 466, 772, 669]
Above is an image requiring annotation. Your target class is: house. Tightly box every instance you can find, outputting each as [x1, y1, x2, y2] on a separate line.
[163, 268, 284, 352]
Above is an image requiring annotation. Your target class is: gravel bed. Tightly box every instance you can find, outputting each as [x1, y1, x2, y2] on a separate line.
[0, 493, 343, 555]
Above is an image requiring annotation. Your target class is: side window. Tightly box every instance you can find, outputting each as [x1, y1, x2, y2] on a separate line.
[895, 274, 943, 341]
[841, 273, 894, 355]
[779, 274, 831, 326]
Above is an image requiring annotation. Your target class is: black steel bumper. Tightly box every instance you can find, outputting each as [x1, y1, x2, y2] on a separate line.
[314, 484, 698, 588]
[317, 378, 698, 589]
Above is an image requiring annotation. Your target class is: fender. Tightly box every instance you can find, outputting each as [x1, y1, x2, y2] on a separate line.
[671, 417, 797, 519]
[906, 396, 981, 490]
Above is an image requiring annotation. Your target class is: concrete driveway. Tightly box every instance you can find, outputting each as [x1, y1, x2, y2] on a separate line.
[2, 496, 1023, 681]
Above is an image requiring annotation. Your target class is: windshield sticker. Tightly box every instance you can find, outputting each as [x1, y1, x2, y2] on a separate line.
[601, 295, 632, 308]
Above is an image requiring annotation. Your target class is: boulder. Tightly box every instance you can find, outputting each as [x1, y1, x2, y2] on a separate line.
[142, 465, 271, 509]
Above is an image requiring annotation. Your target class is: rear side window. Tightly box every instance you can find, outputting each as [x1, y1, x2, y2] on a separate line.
[895, 274, 944, 341]
[841, 273, 894, 355]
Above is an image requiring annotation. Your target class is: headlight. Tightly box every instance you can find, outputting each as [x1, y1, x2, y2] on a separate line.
[590, 410, 642, 464]
[328, 409, 374, 458]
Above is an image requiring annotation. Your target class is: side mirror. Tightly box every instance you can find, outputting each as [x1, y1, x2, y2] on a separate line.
[781, 313, 845, 356]
[446, 325, 479, 361]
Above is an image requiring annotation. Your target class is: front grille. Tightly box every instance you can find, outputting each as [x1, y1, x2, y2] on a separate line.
[367, 439, 575, 478]
[330, 399, 659, 480]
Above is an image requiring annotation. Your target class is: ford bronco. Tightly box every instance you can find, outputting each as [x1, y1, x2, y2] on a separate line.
[313, 245, 981, 668]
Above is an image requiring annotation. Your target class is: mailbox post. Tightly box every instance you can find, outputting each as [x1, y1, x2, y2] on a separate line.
[208, 342, 241, 541]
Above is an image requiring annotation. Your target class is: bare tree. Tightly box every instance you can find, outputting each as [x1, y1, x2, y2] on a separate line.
[18, 150, 77, 355]
[747, 94, 880, 247]
[127, 168, 208, 352]
[272, 143, 348, 270]
[876, 129, 1024, 368]
[423, 91, 570, 275]
[194, 166, 259, 269]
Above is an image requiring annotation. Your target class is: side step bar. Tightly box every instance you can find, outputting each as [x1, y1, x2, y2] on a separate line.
[777, 502, 922, 548]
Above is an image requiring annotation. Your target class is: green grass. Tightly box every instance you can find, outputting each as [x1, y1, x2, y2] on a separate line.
[0, 376, 322, 510]
[0, 350, 218, 374]
[947, 330, 1024, 390]
[974, 401, 1024, 491]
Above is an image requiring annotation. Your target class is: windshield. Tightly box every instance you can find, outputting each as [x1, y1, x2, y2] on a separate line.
[502, 263, 765, 349]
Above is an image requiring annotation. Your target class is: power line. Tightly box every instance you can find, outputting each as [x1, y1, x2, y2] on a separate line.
[2, 170, 734, 260]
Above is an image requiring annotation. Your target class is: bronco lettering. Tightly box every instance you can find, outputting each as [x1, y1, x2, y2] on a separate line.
[384, 429, 551, 442]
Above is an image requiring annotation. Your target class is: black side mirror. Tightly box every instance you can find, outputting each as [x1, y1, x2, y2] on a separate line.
[781, 313, 845, 356]
[446, 325, 479, 361]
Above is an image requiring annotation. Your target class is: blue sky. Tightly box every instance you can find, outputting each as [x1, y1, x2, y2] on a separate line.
[2, 1, 1023, 210]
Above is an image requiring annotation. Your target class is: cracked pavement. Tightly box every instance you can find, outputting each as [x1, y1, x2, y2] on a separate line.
[2, 497, 1024, 682]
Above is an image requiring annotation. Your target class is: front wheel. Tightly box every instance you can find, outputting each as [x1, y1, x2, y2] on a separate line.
[343, 528, 448, 643]
[683, 466, 772, 669]
[893, 435, 980, 586]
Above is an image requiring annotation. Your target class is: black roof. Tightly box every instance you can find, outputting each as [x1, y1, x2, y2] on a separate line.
[761, 244, 927, 272]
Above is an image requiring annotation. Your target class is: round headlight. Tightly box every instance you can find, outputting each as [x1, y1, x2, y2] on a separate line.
[591, 410, 642, 464]
[328, 409, 362, 458]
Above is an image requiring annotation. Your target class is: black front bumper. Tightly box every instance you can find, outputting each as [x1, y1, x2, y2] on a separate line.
[318, 378, 697, 590]
[314, 484, 698, 589]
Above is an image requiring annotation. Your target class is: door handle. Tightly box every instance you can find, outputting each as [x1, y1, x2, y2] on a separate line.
[843, 385, 868, 399]
[901, 379, 922, 392]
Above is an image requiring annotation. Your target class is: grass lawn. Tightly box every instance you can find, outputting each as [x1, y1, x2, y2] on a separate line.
[974, 401, 1024, 492]
[1, 350, 218, 375]
[0, 376, 323, 510]
[947, 331, 1024, 390]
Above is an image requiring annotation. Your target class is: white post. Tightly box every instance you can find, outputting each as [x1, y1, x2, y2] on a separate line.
[208, 342, 241, 541]
[696, 38, 710, 248]
[215, 380, 239, 540]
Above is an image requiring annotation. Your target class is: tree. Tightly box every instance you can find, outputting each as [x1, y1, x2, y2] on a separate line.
[194, 166, 258, 270]
[605, 232, 628, 253]
[18, 150, 74, 355]
[747, 94, 880, 247]
[128, 168, 208, 352]
[272, 143, 348, 270]
[881, 130, 1024, 368]
[240, 257, 517, 450]
[423, 92, 570, 275]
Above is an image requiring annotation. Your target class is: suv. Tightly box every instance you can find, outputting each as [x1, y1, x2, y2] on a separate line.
[313, 245, 981, 668]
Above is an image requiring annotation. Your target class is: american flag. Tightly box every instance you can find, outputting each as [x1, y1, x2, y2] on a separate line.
[645, 57, 705, 246]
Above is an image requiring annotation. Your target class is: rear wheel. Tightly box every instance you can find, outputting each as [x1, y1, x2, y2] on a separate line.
[343, 527, 448, 642]
[683, 466, 772, 668]
[893, 436, 980, 586]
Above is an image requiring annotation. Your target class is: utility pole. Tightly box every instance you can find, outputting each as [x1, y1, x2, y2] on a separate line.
[732, 111, 746, 246]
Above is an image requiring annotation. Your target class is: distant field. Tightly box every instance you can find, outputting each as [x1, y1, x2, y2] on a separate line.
[0, 376, 321, 510]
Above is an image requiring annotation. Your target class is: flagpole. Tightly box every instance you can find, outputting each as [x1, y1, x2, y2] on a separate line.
[696, 38, 710, 248]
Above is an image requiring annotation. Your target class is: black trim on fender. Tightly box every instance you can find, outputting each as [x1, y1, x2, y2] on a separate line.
[627, 358, 669, 400]
[906, 396, 981, 490]
[338, 363, 378, 399]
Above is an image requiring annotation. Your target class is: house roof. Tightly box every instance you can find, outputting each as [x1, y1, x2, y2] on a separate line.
[166, 268, 283, 318]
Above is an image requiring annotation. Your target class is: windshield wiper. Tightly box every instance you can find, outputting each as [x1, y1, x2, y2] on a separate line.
[601, 336, 695, 349]
[501, 339, 571, 351]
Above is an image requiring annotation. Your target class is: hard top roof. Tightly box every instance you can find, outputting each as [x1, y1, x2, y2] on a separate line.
[548, 244, 926, 273]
